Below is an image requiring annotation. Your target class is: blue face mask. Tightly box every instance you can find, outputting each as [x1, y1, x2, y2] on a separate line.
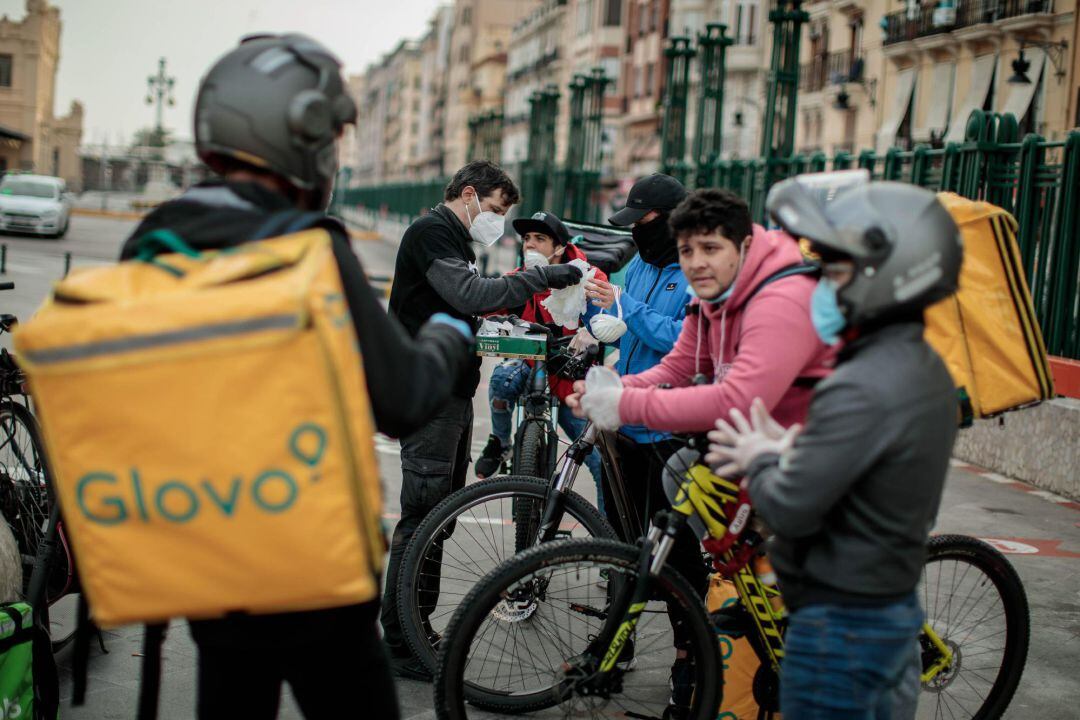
[686, 282, 734, 304]
[811, 279, 847, 344]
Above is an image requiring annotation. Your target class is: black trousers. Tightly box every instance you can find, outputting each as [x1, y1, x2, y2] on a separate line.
[191, 601, 398, 719]
[601, 434, 710, 649]
[380, 395, 474, 652]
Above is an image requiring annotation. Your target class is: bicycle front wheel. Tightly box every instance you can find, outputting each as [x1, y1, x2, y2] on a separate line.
[435, 538, 721, 719]
[918, 534, 1030, 720]
[397, 476, 616, 675]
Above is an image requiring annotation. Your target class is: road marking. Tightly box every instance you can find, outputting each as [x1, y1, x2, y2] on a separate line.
[979, 537, 1080, 558]
[381, 511, 583, 532]
[3, 262, 44, 275]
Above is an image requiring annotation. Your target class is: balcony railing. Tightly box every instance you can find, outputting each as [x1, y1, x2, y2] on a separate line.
[800, 50, 865, 92]
[883, 0, 1053, 46]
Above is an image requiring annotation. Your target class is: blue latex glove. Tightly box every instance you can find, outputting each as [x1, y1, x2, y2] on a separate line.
[429, 312, 475, 342]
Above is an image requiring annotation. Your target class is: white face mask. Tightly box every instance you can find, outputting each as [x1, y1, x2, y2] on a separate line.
[465, 195, 505, 247]
[523, 250, 550, 269]
[523, 247, 562, 269]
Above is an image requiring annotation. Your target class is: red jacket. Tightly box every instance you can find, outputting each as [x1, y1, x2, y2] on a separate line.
[499, 243, 608, 401]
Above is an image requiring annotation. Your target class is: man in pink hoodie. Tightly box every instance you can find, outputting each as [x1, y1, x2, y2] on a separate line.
[569, 188, 834, 718]
[571, 188, 834, 433]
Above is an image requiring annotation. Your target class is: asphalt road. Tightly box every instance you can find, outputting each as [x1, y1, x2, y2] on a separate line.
[2, 214, 1078, 719]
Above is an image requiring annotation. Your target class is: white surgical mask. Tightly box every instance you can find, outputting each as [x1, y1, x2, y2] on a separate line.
[523, 250, 550, 269]
[465, 195, 505, 247]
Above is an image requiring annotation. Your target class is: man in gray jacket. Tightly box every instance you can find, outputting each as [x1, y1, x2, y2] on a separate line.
[707, 180, 962, 719]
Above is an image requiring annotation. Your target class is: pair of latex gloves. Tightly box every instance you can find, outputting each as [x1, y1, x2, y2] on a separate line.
[566, 368, 800, 477]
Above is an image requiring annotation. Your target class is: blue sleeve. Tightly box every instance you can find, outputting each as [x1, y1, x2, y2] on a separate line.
[621, 287, 685, 354]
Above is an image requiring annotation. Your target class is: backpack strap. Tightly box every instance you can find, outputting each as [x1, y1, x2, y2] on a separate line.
[743, 263, 820, 304]
[137, 623, 168, 720]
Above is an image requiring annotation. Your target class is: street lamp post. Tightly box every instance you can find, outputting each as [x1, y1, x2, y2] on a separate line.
[660, 37, 696, 184]
[759, 0, 809, 199]
[145, 57, 176, 147]
[693, 23, 734, 188]
[522, 85, 560, 215]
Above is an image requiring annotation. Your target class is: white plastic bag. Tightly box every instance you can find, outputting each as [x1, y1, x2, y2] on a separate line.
[542, 259, 594, 329]
[589, 285, 627, 343]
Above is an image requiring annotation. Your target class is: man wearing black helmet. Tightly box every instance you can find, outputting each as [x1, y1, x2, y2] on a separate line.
[707, 179, 963, 719]
[119, 34, 475, 719]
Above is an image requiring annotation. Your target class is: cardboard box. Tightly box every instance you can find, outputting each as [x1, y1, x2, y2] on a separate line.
[476, 332, 547, 360]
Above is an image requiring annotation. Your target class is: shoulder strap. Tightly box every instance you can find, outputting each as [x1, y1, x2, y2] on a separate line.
[744, 263, 820, 304]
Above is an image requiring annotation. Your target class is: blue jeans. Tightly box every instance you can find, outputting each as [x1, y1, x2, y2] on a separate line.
[488, 360, 604, 503]
[781, 593, 924, 720]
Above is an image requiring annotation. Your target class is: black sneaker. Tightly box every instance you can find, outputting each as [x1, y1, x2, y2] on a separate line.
[391, 653, 433, 682]
[664, 656, 696, 719]
[474, 434, 510, 479]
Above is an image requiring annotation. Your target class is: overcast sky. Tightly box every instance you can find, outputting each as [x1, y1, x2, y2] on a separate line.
[0, 0, 445, 145]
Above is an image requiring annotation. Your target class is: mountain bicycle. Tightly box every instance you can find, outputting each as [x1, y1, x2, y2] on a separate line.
[434, 442, 1030, 720]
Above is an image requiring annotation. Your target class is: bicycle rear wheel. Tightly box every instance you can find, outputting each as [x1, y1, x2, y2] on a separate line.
[918, 534, 1029, 720]
[397, 476, 615, 675]
[0, 401, 58, 599]
[435, 538, 721, 719]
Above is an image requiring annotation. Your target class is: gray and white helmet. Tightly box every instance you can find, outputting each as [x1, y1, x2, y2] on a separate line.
[195, 33, 358, 208]
[766, 178, 963, 326]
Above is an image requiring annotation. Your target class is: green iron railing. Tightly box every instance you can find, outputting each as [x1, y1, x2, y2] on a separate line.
[337, 109, 1080, 359]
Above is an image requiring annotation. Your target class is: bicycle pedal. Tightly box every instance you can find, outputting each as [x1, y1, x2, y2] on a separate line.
[709, 604, 753, 638]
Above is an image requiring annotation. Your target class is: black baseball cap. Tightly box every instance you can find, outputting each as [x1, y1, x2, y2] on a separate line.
[512, 210, 572, 246]
[609, 173, 688, 226]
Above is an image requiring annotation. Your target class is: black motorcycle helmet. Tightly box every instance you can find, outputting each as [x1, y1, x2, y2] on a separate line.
[195, 33, 358, 209]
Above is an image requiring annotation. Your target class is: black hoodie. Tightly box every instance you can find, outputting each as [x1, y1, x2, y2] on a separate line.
[123, 180, 472, 440]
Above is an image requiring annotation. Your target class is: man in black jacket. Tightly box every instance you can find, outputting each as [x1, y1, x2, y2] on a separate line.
[120, 34, 474, 719]
[382, 161, 582, 677]
[707, 180, 963, 720]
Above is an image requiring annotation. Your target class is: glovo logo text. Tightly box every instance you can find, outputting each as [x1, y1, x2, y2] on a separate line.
[75, 423, 328, 526]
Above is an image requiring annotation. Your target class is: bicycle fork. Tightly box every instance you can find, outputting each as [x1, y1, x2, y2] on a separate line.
[533, 423, 598, 545]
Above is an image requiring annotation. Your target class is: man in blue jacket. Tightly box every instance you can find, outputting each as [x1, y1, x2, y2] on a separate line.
[584, 173, 690, 528]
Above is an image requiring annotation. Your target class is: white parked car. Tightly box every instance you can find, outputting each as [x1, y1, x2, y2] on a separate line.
[0, 174, 71, 238]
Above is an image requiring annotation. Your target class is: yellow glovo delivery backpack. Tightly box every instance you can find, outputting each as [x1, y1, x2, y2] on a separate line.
[925, 193, 1055, 424]
[13, 223, 385, 629]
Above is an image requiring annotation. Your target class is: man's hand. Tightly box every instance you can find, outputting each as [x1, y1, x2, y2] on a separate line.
[586, 278, 617, 309]
[565, 380, 586, 417]
[542, 264, 584, 289]
[705, 398, 801, 477]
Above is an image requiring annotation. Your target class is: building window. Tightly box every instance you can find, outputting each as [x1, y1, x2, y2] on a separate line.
[635, 66, 644, 97]
[459, 44, 470, 63]
[0, 55, 12, 87]
[650, 0, 659, 32]
[645, 62, 655, 96]
[605, 0, 622, 26]
[638, 1, 648, 36]
[462, 6, 472, 25]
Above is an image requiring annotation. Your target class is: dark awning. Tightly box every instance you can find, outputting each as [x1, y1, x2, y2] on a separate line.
[0, 124, 29, 142]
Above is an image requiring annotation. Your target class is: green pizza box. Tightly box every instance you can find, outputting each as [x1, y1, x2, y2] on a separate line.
[475, 332, 547, 360]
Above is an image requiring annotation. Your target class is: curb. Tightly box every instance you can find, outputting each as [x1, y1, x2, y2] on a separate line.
[71, 207, 145, 221]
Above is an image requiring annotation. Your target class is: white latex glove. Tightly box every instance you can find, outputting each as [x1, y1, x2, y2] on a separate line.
[580, 366, 624, 430]
[704, 398, 801, 477]
[580, 387, 623, 431]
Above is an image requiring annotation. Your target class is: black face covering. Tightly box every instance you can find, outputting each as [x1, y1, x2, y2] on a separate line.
[631, 213, 678, 267]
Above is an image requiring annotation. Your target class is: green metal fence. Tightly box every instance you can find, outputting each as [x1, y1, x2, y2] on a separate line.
[336, 109, 1079, 359]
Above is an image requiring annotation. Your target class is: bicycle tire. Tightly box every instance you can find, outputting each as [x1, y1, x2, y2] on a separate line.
[398, 476, 616, 675]
[0, 401, 56, 598]
[435, 537, 721, 718]
[511, 419, 548, 552]
[920, 534, 1029, 720]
